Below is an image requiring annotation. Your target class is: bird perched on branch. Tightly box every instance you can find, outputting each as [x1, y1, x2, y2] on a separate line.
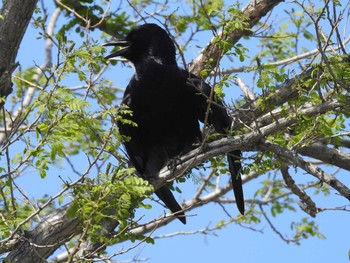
[104, 23, 244, 224]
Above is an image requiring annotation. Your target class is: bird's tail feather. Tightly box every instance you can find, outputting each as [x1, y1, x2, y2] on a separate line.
[155, 186, 186, 224]
[227, 150, 245, 215]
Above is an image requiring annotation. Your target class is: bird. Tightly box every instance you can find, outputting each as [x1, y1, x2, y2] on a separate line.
[104, 23, 244, 224]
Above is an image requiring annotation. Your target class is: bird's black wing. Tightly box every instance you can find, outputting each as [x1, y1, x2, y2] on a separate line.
[184, 71, 245, 215]
[117, 79, 144, 173]
[117, 77, 187, 224]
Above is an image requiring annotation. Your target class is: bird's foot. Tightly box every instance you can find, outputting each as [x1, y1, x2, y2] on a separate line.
[167, 155, 182, 173]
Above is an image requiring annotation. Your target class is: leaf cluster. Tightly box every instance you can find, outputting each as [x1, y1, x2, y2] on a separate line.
[68, 166, 153, 244]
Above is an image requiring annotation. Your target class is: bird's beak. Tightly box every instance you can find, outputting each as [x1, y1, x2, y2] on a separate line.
[103, 39, 130, 59]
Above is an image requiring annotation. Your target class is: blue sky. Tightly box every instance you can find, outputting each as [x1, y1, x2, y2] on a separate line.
[8, 0, 350, 262]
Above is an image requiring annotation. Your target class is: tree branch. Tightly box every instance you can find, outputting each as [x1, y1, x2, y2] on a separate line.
[280, 165, 318, 217]
[297, 142, 350, 172]
[0, 7, 61, 145]
[260, 140, 350, 201]
[189, 0, 284, 75]
[4, 204, 80, 262]
[0, 0, 37, 102]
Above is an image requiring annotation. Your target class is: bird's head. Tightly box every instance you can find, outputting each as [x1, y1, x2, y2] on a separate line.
[103, 23, 176, 66]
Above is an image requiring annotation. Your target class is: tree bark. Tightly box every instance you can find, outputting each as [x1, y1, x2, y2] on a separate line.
[5, 205, 80, 262]
[0, 0, 38, 100]
[298, 143, 350, 172]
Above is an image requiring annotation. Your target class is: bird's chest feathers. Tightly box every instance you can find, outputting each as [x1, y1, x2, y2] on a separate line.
[127, 71, 196, 132]
[131, 79, 182, 117]
[131, 69, 186, 113]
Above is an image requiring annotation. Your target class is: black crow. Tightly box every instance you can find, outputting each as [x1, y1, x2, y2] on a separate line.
[104, 23, 244, 224]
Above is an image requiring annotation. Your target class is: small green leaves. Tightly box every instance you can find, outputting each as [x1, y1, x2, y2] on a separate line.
[291, 218, 325, 244]
[256, 66, 287, 90]
[71, 168, 153, 244]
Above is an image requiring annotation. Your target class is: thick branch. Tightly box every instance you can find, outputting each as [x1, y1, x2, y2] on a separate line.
[298, 142, 350, 172]
[234, 68, 313, 128]
[0, 7, 61, 145]
[261, 141, 350, 201]
[0, 0, 37, 99]
[189, 0, 284, 75]
[5, 205, 80, 262]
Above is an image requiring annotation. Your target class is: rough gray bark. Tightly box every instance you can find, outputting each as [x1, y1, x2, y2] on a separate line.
[298, 143, 350, 171]
[0, 0, 38, 100]
[5, 205, 80, 262]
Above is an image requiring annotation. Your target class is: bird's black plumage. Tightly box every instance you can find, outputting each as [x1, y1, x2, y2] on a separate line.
[104, 23, 244, 224]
